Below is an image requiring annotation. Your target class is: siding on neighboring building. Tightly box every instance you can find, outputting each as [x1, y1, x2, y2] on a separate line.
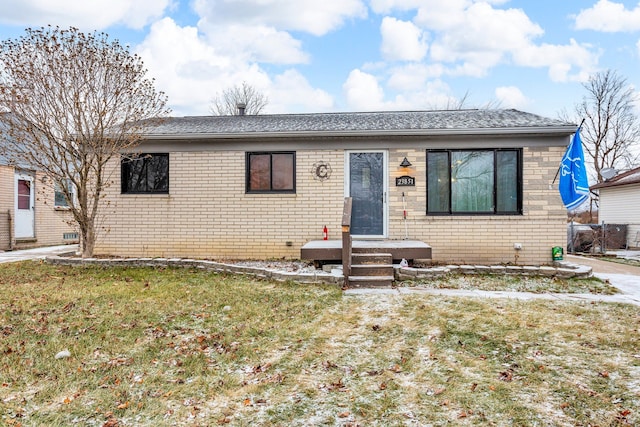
[96, 145, 567, 265]
[598, 184, 640, 248]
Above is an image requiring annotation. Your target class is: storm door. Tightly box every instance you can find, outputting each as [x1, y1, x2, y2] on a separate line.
[15, 172, 35, 239]
[346, 151, 387, 237]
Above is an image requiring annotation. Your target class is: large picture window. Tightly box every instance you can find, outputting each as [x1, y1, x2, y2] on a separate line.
[426, 149, 521, 215]
[246, 152, 295, 193]
[121, 153, 169, 194]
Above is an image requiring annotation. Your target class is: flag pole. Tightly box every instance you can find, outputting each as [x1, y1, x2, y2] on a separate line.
[552, 118, 585, 185]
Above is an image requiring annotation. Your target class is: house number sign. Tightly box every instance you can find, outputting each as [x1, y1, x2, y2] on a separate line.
[395, 175, 415, 186]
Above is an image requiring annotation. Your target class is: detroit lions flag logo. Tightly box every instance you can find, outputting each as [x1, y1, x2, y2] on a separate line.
[559, 128, 589, 210]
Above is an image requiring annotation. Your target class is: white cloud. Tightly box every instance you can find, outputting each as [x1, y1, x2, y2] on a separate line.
[393, 79, 457, 110]
[136, 18, 333, 116]
[398, 1, 599, 82]
[417, 2, 543, 66]
[199, 23, 309, 64]
[370, 0, 509, 14]
[0, 0, 171, 30]
[343, 68, 456, 111]
[495, 86, 528, 109]
[575, 0, 640, 32]
[269, 70, 334, 113]
[387, 63, 444, 91]
[343, 69, 386, 110]
[193, 0, 368, 66]
[370, 0, 425, 14]
[380, 17, 428, 61]
[193, 0, 367, 36]
[136, 18, 260, 115]
[512, 39, 599, 82]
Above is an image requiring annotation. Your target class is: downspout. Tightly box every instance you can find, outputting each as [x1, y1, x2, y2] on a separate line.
[8, 209, 13, 250]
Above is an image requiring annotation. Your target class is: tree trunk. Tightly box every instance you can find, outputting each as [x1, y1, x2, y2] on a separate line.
[80, 223, 96, 258]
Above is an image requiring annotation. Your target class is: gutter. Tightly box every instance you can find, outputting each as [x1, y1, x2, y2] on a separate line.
[141, 125, 578, 141]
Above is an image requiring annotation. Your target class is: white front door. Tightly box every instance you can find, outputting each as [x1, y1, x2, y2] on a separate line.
[15, 172, 35, 239]
[345, 151, 388, 238]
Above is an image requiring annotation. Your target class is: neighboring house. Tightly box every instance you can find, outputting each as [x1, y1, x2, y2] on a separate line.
[96, 109, 575, 265]
[0, 116, 78, 250]
[590, 166, 640, 248]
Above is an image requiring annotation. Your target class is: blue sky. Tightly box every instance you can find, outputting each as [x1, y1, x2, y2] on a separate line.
[1, 0, 640, 118]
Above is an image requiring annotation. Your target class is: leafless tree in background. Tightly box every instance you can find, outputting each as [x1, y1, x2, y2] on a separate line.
[210, 81, 269, 115]
[429, 90, 502, 111]
[0, 26, 169, 256]
[561, 70, 640, 183]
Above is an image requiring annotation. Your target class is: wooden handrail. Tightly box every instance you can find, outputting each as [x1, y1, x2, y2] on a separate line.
[341, 197, 352, 286]
[342, 197, 352, 229]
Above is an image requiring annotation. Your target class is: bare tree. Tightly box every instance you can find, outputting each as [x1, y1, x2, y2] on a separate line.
[210, 81, 269, 115]
[428, 90, 502, 111]
[562, 70, 640, 183]
[0, 26, 169, 257]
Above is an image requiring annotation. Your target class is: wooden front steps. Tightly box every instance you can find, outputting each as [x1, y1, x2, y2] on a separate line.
[300, 239, 431, 289]
[300, 240, 432, 266]
[347, 251, 394, 288]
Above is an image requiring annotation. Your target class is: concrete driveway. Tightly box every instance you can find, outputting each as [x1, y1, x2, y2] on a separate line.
[0, 244, 78, 263]
[566, 253, 640, 296]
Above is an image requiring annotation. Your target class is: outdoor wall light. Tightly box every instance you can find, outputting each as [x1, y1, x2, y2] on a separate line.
[399, 157, 412, 168]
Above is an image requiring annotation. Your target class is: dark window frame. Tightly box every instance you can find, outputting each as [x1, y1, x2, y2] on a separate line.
[121, 153, 169, 194]
[426, 148, 522, 215]
[245, 151, 296, 194]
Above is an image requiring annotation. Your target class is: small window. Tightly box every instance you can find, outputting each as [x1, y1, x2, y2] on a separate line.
[426, 149, 522, 215]
[121, 153, 169, 194]
[54, 179, 74, 208]
[17, 179, 31, 210]
[246, 152, 295, 193]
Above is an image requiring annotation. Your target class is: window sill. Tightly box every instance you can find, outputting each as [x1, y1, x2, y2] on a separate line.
[54, 206, 72, 211]
[424, 214, 524, 220]
[245, 191, 296, 195]
[120, 193, 170, 196]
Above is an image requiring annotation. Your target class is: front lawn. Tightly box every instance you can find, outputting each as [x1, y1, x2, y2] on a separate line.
[402, 274, 617, 294]
[1, 262, 638, 426]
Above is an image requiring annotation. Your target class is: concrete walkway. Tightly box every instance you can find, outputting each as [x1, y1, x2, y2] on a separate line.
[345, 287, 640, 306]
[566, 254, 640, 297]
[0, 244, 77, 263]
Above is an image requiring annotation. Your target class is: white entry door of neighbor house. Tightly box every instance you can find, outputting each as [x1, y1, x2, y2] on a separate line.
[15, 172, 35, 239]
[345, 151, 388, 238]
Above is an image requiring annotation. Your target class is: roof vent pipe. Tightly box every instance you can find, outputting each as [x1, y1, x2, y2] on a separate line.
[237, 103, 246, 116]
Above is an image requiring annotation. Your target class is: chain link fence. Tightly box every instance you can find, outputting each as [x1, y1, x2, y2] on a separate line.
[567, 221, 640, 254]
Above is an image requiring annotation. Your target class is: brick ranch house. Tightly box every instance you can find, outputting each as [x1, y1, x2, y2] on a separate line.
[0, 113, 78, 250]
[0, 159, 78, 251]
[95, 109, 576, 265]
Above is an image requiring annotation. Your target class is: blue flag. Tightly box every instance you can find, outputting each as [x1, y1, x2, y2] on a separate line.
[559, 128, 589, 210]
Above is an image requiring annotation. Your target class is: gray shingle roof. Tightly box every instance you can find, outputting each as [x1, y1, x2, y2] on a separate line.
[591, 166, 640, 189]
[144, 109, 576, 138]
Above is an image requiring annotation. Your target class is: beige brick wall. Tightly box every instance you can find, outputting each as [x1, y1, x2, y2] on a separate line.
[0, 165, 77, 250]
[96, 145, 567, 265]
[0, 166, 12, 250]
[387, 146, 566, 265]
[97, 151, 345, 259]
[31, 171, 78, 249]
